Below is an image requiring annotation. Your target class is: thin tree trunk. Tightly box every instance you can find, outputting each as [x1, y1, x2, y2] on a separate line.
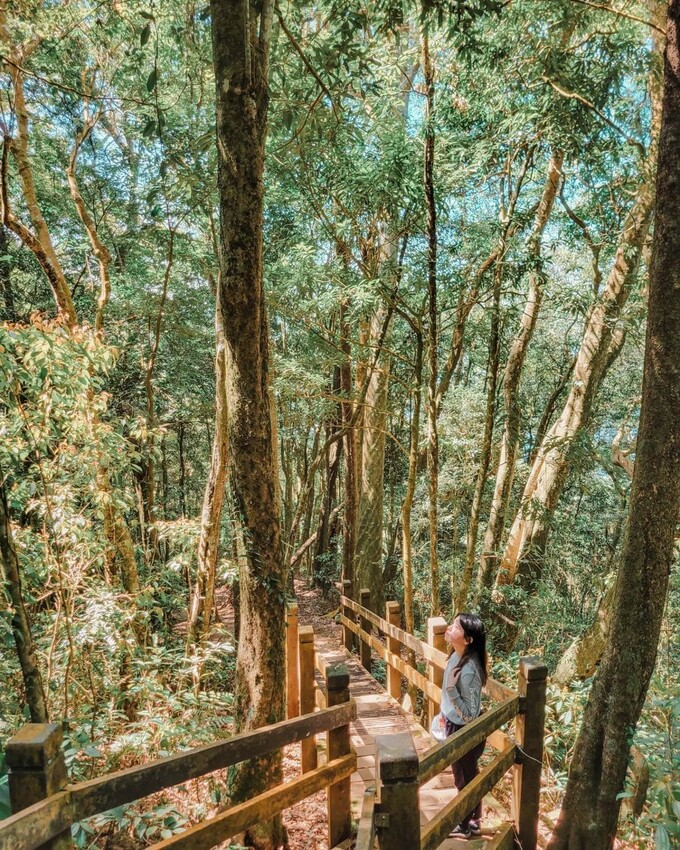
[422, 30, 440, 616]
[456, 263, 502, 612]
[401, 325, 422, 704]
[211, 2, 285, 846]
[340, 299, 357, 589]
[313, 366, 342, 585]
[355, 302, 391, 613]
[0, 225, 17, 321]
[477, 150, 563, 596]
[547, 5, 676, 844]
[178, 422, 187, 518]
[0, 462, 48, 722]
[0, 43, 76, 324]
[189, 292, 228, 642]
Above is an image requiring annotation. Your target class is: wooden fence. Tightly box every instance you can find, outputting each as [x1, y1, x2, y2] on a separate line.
[0, 594, 546, 850]
[338, 590, 547, 850]
[0, 636, 356, 850]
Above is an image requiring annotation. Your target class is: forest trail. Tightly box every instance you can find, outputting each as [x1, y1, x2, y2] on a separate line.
[294, 581, 512, 849]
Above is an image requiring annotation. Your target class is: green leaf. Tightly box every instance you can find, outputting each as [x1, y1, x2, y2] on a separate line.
[140, 11, 155, 19]
[656, 825, 671, 850]
[146, 68, 158, 92]
[140, 23, 151, 47]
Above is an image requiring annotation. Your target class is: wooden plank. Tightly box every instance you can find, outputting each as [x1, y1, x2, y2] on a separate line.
[427, 617, 447, 726]
[315, 684, 328, 710]
[69, 703, 355, 820]
[340, 616, 442, 703]
[386, 602, 401, 701]
[359, 589, 372, 673]
[342, 596, 448, 669]
[418, 696, 519, 787]
[485, 822, 515, 850]
[486, 677, 516, 703]
[327, 668, 352, 847]
[355, 788, 377, 850]
[300, 627, 318, 773]
[286, 603, 300, 719]
[487, 728, 511, 752]
[513, 657, 548, 850]
[0, 791, 71, 850]
[146, 754, 356, 850]
[420, 744, 517, 850]
[315, 650, 331, 678]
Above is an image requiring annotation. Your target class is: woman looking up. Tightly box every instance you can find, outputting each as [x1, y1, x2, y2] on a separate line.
[441, 612, 488, 839]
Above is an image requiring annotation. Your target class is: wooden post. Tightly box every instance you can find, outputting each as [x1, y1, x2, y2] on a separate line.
[6, 723, 73, 849]
[342, 578, 355, 652]
[326, 665, 352, 847]
[299, 625, 317, 772]
[512, 656, 548, 850]
[386, 601, 401, 700]
[286, 601, 300, 719]
[427, 616, 447, 726]
[360, 588, 372, 673]
[375, 732, 420, 850]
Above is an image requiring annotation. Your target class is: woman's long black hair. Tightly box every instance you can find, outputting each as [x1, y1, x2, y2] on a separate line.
[457, 612, 488, 685]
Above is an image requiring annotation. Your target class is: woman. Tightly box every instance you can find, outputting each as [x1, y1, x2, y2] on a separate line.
[441, 612, 488, 839]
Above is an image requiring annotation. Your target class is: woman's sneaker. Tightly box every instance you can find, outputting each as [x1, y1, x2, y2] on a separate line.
[450, 823, 472, 839]
[469, 819, 482, 835]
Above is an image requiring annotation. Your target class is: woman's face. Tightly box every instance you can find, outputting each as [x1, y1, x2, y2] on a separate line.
[445, 616, 468, 647]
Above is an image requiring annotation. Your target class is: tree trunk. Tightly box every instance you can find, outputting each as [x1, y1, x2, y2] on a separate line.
[0, 225, 17, 321]
[340, 299, 357, 589]
[355, 302, 391, 613]
[0, 462, 48, 722]
[494, 62, 662, 636]
[547, 5, 678, 844]
[189, 292, 228, 643]
[313, 366, 342, 585]
[422, 30, 440, 616]
[477, 150, 563, 596]
[211, 2, 285, 847]
[455, 262, 502, 612]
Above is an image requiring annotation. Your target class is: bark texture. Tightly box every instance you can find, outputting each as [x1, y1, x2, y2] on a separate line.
[548, 4, 679, 845]
[189, 293, 228, 642]
[355, 302, 390, 613]
[0, 463, 48, 722]
[211, 2, 285, 846]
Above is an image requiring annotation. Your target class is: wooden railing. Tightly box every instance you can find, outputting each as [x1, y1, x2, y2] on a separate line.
[1, 595, 546, 850]
[0, 646, 356, 850]
[340, 591, 547, 850]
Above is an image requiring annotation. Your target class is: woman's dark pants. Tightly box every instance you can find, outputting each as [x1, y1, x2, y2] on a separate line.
[445, 719, 485, 828]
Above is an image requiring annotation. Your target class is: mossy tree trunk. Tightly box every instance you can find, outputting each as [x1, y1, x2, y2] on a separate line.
[547, 4, 679, 844]
[211, 2, 285, 847]
[0, 461, 48, 723]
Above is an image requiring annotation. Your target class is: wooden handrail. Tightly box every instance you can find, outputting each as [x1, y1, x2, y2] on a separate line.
[0, 790, 71, 850]
[420, 743, 517, 850]
[485, 822, 516, 850]
[0, 703, 357, 848]
[70, 702, 355, 821]
[418, 694, 519, 786]
[340, 615, 442, 703]
[342, 595, 517, 703]
[146, 754, 356, 850]
[342, 595, 448, 668]
[354, 788, 377, 850]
